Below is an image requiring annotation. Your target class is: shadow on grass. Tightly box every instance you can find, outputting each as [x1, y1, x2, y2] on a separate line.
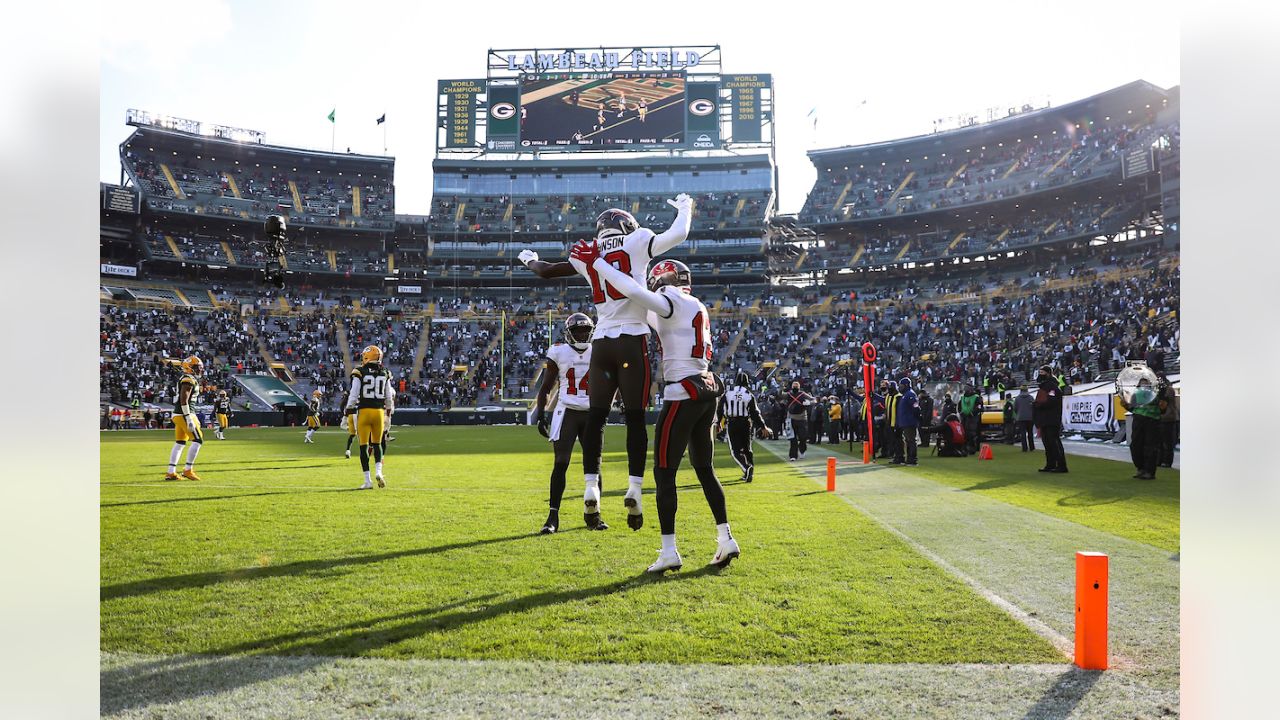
[962, 475, 1030, 492]
[1056, 484, 1136, 507]
[101, 568, 718, 715]
[101, 531, 574, 601]
[102, 489, 350, 509]
[1019, 667, 1102, 720]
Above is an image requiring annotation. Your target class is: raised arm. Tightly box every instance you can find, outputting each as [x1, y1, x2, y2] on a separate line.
[649, 193, 694, 257]
[517, 249, 578, 279]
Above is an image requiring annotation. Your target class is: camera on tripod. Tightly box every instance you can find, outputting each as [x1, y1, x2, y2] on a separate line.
[263, 214, 287, 288]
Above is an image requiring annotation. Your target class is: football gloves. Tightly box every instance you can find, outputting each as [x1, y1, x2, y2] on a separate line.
[666, 192, 693, 214]
[536, 409, 551, 439]
[517, 249, 539, 267]
[567, 239, 599, 278]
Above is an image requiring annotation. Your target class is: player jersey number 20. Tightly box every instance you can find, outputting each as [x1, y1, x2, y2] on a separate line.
[361, 373, 388, 399]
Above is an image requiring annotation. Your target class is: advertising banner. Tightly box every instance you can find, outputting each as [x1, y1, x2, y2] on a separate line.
[1062, 393, 1117, 434]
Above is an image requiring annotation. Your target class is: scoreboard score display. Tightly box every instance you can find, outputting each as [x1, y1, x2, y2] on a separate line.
[438, 47, 771, 154]
[517, 72, 686, 151]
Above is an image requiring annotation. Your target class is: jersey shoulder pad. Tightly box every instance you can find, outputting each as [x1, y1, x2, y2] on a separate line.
[180, 375, 196, 386]
[627, 227, 657, 257]
[350, 368, 362, 378]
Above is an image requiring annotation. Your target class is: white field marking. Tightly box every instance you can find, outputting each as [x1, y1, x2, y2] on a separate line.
[101, 482, 804, 495]
[761, 442, 1077, 658]
[100, 651, 1179, 720]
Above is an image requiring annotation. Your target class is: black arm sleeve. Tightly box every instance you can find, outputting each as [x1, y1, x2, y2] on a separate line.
[747, 397, 766, 427]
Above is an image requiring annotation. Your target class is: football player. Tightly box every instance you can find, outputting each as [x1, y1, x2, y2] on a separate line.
[304, 390, 322, 443]
[213, 390, 231, 440]
[343, 403, 358, 458]
[166, 356, 205, 481]
[535, 312, 608, 534]
[518, 194, 693, 532]
[718, 371, 773, 482]
[346, 345, 392, 489]
[570, 240, 739, 574]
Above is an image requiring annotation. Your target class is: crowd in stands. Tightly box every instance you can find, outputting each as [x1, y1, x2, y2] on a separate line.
[123, 148, 393, 229]
[801, 121, 1152, 224]
[778, 198, 1144, 273]
[427, 189, 772, 235]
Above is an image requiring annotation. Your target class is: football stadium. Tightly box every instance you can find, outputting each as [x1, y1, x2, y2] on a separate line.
[96, 35, 1183, 720]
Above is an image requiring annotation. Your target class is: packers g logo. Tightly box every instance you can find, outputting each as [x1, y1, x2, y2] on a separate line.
[490, 103, 517, 120]
[689, 98, 716, 116]
[1094, 404, 1105, 422]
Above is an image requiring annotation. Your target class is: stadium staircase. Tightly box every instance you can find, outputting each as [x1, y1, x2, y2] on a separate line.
[327, 250, 337, 271]
[1043, 150, 1073, 176]
[220, 241, 236, 264]
[171, 288, 193, 308]
[469, 329, 503, 381]
[779, 319, 832, 374]
[351, 186, 361, 217]
[287, 181, 304, 217]
[893, 240, 912, 263]
[884, 171, 915, 210]
[945, 162, 969, 188]
[849, 243, 866, 265]
[159, 164, 186, 199]
[717, 323, 747, 373]
[831, 181, 852, 213]
[945, 232, 966, 255]
[242, 313, 278, 370]
[1001, 156, 1022, 179]
[335, 316, 354, 373]
[410, 319, 432, 381]
[223, 173, 242, 199]
[164, 235, 184, 260]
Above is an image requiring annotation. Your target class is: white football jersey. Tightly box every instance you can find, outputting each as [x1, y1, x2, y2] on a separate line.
[653, 286, 712, 400]
[588, 228, 657, 339]
[546, 342, 592, 410]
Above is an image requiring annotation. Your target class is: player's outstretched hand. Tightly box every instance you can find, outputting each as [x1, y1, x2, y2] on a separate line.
[666, 192, 693, 213]
[567, 238, 600, 277]
[517, 249, 540, 267]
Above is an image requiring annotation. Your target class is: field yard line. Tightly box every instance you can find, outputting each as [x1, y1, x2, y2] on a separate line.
[100, 482, 805, 495]
[758, 443, 1073, 658]
[757, 442, 1179, 681]
[101, 651, 1178, 720]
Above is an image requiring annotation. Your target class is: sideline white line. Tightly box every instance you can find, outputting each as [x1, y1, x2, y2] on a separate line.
[760, 443, 1075, 658]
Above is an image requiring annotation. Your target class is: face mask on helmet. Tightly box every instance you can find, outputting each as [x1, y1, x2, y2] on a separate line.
[565, 313, 594, 350]
[647, 259, 692, 292]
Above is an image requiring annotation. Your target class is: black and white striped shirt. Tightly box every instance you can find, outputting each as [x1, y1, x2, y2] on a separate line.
[719, 386, 765, 425]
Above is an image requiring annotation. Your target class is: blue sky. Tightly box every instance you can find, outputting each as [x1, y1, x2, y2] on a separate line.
[101, 0, 1179, 215]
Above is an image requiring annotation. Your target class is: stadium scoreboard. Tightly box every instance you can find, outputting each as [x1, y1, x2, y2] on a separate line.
[102, 184, 139, 214]
[437, 45, 771, 155]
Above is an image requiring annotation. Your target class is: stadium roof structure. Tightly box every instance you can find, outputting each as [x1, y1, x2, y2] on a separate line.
[123, 115, 394, 170]
[807, 80, 1174, 164]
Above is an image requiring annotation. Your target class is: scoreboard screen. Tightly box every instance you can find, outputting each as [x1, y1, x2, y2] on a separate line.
[101, 184, 139, 213]
[516, 72, 686, 151]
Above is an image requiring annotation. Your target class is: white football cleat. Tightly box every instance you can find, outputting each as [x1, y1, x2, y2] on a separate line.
[375, 473, 385, 488]
[344, 450, 351, 459]
[358, 480, 373, 490]
[709, 537, 741, 568]
[624, 487, 644, 531]
[646, 549, 683, 574]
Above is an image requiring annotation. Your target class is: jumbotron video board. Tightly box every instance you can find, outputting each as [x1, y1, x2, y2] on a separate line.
[436, 46, 771, 154]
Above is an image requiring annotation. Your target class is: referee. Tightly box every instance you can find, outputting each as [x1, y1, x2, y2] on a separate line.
[718, 371, 773, 482]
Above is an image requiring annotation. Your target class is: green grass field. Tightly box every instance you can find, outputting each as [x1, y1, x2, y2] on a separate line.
[100, 425, 1087, 665]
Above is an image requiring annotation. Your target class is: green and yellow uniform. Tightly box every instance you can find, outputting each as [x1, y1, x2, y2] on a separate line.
[172, 373, 203, 442]
[306, 396, 322, 429]
[214, 397, 231, 429]
[348, 363, 392, 445]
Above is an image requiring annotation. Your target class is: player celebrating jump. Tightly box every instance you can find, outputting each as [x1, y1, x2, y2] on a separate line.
[519, 193, 693, 531]
[534, 312, 609, 534]
[569, 239, 739, 574]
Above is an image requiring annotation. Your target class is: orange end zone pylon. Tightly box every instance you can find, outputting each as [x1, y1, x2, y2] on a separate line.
[826, 457, 836, 491]
[1075, 551, 1108, 670]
